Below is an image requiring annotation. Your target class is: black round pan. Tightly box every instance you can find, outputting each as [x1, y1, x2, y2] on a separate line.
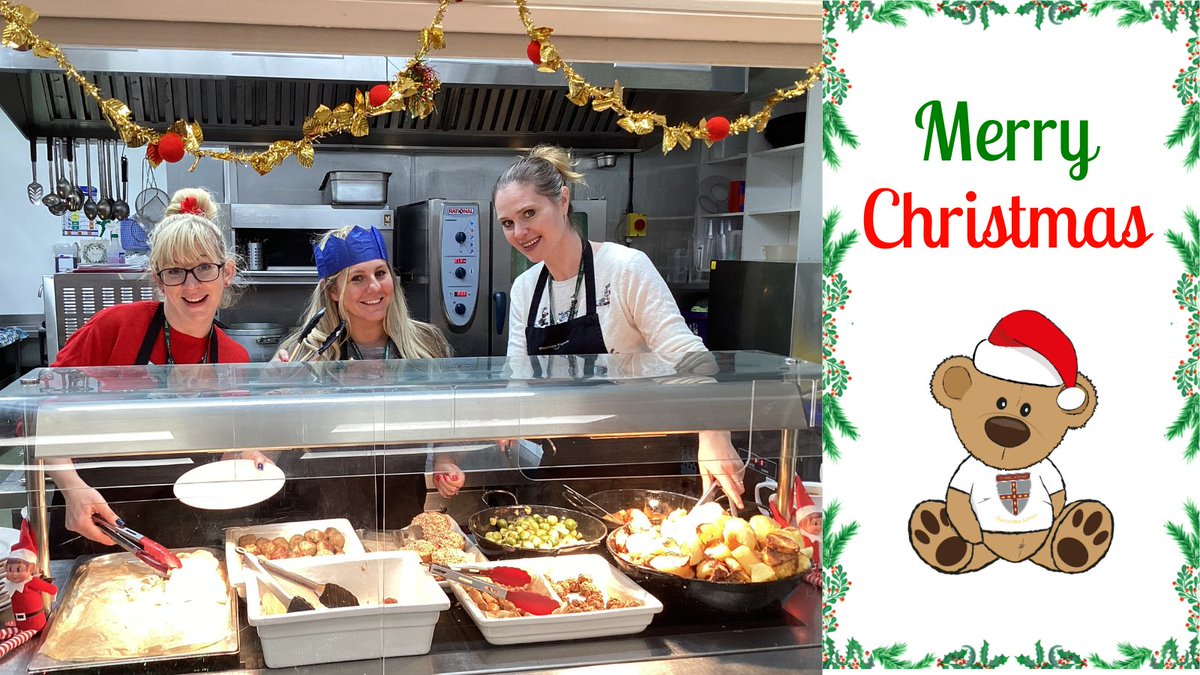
[605, 524, 808, 617]
[467, 504, 607, 558]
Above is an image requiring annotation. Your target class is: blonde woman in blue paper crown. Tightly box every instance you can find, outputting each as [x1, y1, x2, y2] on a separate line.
[277, 226, 464, 512]
[278, 225, 450, 362]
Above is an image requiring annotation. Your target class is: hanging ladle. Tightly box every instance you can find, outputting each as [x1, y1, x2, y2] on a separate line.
[65, 140, 82, 212]
[40, 138, 62, 212]
[55, 137, 72, 199]
[96, 140, 113, 222]
[83, 140, 98, 221]
[113, 152, 131, 221]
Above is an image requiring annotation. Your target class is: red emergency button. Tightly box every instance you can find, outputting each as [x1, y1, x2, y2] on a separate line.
[634, 218, 646, 231]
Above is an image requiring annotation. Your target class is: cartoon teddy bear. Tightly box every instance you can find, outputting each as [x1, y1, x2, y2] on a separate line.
[909, 310, 1113, 574]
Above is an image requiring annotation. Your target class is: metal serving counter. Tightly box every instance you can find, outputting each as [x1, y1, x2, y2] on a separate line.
[3, 560, 820, 674]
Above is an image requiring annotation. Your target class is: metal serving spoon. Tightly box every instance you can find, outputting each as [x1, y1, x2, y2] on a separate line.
[83, 140, 98, 221]
[65, 140, 83, 212]
[41, 139, 62, 212]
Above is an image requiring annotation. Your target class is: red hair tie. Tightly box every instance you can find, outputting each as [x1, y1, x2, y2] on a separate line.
[179, 196, 204, 216]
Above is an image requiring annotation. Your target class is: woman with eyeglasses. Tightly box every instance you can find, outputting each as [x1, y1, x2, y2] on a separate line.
[47, 188, 253, 550]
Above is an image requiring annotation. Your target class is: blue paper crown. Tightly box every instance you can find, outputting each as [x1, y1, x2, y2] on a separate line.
[315, 226, 389, 279]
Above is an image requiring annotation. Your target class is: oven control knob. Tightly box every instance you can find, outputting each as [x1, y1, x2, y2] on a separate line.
[454, 231, 467, 244]
[454, 303, 467, 316]
[454, 266, 467, 280]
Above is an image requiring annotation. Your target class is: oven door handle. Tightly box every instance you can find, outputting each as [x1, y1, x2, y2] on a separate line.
[493, 291, 507, 335]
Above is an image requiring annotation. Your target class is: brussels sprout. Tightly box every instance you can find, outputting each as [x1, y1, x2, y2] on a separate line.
[564, 518, 577, 531]
[546, 515, 559, 525]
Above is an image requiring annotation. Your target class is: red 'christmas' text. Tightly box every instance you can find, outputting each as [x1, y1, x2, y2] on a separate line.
[863, 188, 1153, 250]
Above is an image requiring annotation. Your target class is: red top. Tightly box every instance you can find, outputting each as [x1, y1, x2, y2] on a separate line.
[10, 576, 58, 632]
[53, 301, 249, 367]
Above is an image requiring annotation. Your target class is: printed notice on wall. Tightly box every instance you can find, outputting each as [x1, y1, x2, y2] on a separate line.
[822, 5, 1198, 668]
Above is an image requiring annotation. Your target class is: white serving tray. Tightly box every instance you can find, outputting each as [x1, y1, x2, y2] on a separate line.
[447, 554, 663, 645]
[224, 518, 364, 598]
[245, 551, 448, 669]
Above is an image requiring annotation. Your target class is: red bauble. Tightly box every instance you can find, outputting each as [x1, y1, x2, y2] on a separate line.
[146, 143, 161, 165]
[526, 40, 542, 65]
[369, 84, 392, 107]
[157, 133, 185, 163]
[706, 116, 731, 142]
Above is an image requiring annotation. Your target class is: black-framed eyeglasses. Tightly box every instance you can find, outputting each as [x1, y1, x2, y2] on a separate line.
[157, 263, 224, 286]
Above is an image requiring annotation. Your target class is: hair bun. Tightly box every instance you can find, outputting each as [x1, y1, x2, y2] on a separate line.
[164, 188, 219, 221]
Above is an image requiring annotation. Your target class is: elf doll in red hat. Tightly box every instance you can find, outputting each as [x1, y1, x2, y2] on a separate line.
[1, 520, 57, 659]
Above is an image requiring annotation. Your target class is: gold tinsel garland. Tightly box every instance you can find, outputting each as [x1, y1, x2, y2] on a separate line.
[1, 0, 820, 174]
[513, 0, 823, 153]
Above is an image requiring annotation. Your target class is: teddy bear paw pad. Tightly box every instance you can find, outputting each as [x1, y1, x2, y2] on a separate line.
[1052, 500, 1112, 573]
[909, 501, 971, 572]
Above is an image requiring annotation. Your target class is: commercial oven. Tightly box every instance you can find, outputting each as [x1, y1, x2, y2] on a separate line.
[395, 200, 506, 357]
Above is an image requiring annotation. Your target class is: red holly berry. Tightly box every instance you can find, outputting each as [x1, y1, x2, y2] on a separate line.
[368, 84, 392, 107]
[706, 116, 731, 141]
[157, 132, 185, 163]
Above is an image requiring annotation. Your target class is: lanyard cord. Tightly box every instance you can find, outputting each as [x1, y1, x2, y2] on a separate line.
[547, 256, 586, 326]
[162, 322, 213, 365]
[347, 338, 394, 361]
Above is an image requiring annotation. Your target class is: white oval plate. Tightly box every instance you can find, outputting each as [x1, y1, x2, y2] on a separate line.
[173, 459, 285, 510]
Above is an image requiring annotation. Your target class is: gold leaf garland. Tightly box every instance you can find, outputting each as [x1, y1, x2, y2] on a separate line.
[2, 0, 821, 174]
[512, 0, 823, 154]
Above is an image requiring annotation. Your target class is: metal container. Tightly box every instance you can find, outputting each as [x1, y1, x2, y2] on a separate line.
[28, 547, 239, 673]
[247, 241, 264, 271]
[223, 322, 287, 362]
[319, 171, 391, 205]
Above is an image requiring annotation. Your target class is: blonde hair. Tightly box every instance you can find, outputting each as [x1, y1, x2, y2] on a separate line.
[281, 226, 451, 361]
[492, 144, 587, 222]
[147, 188, 243, 308]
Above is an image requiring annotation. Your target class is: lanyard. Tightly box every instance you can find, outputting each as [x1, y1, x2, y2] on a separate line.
[347, 339, 394, 361]
[546, 242, 587, 326]
[162, 321, 213, 365]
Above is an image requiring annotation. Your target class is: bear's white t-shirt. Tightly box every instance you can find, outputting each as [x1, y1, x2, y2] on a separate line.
[948, 457, 1065, 533]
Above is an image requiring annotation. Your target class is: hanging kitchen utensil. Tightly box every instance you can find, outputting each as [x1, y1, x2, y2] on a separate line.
[452, 565, 534, 588]
[83, 140, 98, 221]
[297, 318, 346, 362]
[55, 138, 71, 199]
[247, 553, 360, 608]
[65, 140, 82, 212]
[96, 140, 113, 221]
[27, 137, 43, 204]
[113, 153, 131, 220]
[40, 138, 61, 212]
[236, 547, 316, 613]
[429, 564, 559, 616]
[135, 156, 169, 226]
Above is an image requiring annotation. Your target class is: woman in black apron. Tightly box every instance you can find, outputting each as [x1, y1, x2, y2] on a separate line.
[45, 188, 266, 557]
[493, 145, 747, 506]
[274, 225, 463, 531]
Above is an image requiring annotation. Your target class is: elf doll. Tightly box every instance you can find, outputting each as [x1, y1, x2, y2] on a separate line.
[1, 521, 57, 659]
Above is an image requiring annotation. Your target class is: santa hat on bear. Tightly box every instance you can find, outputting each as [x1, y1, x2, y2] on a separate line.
[6, 519, 39, 564]
[972, 310, 1086, 411]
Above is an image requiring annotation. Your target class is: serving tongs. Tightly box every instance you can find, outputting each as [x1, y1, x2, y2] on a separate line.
[92, 516, 182, 577]
[452, 564, 533, 587]
[237, 547, 315, 613]
[561, 485, 619, 525]
[430, 563, 558, 616]
[295, 312, 346, 363]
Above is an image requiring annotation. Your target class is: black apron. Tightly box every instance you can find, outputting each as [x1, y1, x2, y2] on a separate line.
[525, 239, 609, 357]
[133, 302, 219, 365]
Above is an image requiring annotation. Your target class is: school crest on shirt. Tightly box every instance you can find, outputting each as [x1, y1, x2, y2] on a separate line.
[995, 472, 1031, 516]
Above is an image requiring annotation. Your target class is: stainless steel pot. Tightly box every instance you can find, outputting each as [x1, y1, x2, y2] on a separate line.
[223, 323, 286, 362]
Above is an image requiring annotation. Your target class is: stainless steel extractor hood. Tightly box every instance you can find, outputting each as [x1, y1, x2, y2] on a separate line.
[0, 48, 793, 151]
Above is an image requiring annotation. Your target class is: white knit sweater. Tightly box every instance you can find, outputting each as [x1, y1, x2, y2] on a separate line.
[507, 242, 705, 356]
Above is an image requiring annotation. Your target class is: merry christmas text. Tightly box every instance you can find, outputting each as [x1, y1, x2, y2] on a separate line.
[863, 189, 1152, 249]
[915, 100, 1100, 181]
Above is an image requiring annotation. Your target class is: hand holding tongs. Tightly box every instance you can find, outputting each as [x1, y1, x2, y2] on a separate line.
[293, 309, 345, 363]
[92, 516, 182, 577]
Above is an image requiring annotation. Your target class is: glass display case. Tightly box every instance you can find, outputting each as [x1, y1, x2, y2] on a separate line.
[0, 351, 820, 673]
